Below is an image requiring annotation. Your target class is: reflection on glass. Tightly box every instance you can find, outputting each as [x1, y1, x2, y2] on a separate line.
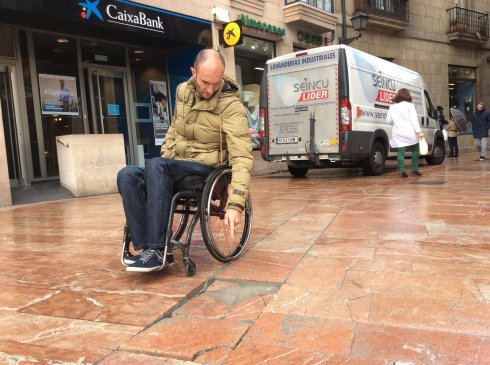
[129, 47, 168, 165]
[81, 39, 126, 67]
[33, 32, 83, 177]
[91, 72, 130, 163]
[448, 65, 475, 129]
[235, 36, 274, 150]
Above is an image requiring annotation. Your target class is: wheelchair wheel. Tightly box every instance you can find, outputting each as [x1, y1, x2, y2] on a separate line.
[200, 167, 252, 262]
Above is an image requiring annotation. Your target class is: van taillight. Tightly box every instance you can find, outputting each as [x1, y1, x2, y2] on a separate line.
[259, 107, 265, 137]
[340, 97, 352, 132]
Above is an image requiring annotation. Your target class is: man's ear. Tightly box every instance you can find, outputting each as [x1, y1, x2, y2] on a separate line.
[191, 67, 196, 78]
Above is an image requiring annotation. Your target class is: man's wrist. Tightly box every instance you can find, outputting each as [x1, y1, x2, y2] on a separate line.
[227, 202, 244, 212]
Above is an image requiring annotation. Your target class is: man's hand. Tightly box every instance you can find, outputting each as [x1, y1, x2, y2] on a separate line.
[224, 208, 242, 238]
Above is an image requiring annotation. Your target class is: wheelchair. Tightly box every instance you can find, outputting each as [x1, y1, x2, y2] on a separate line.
[120, 165, 253, 276]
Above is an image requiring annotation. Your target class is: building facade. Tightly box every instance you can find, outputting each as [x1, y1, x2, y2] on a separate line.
[0, 0, 489, 205]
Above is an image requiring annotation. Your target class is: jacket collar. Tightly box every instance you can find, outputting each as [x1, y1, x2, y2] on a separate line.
[187, 77, 223, 112]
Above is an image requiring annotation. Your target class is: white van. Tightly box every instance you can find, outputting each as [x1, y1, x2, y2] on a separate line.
[258, 45, 445, 176]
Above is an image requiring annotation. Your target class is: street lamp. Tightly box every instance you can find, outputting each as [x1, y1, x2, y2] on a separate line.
[340, 10, 369, 45]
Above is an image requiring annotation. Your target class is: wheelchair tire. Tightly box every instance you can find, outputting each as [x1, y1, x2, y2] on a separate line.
[200, 167, 252, 262]
[183, 258, 196, 277]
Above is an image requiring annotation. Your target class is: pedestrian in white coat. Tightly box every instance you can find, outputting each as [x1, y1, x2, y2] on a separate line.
[386, 88, 425, 178]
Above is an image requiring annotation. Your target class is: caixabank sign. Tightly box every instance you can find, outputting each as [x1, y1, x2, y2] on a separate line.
[0, 0, 210, 43]
[79, 0, 166, 33]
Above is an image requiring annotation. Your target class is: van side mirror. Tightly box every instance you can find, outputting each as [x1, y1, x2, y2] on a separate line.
[435, 106, 444, 119]
[435, 106, 448, 128]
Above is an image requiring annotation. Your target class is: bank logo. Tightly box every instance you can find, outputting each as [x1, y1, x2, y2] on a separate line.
[220, 21, 242, 48]
[79, 0, 104, 21]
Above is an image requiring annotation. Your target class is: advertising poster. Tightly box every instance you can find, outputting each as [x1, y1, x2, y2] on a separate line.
[38, 74, 79, 115]
[150, 80, 169, 145]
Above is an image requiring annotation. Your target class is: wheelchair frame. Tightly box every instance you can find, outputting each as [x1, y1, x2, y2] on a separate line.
[121, 165, 252, 276]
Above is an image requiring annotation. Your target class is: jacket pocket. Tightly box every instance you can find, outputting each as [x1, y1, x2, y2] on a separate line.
[175, 141, 188, 156]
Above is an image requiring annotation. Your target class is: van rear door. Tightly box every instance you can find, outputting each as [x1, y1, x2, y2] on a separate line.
[266, 49, 340, 159]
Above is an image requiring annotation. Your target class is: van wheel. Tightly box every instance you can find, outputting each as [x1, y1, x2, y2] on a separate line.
[363, 141, 386, 176]
[288, 166, 309, 177]
[425, 138, 446, 165]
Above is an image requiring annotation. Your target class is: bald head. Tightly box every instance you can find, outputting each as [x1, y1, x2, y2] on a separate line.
[191, 49, 226, 99]
[194, 49, 225, 71]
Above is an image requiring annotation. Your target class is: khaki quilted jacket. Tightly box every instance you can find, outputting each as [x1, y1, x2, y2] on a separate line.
[161, 76, 253, 211]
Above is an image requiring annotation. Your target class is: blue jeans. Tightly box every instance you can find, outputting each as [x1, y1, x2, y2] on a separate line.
[474, 137, 488, 157]
[117, 158, 214, 250]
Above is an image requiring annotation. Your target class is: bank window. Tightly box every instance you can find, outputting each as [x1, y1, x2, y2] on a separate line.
[448, 65, 475, 129]
[235, 36, 274, 149]
[129, 47, 168, 165]
[33, 32, 83, 177]
[81, 40, 126, 67]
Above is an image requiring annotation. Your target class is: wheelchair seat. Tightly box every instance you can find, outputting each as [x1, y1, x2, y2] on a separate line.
[173, 174, 205, 193]
[121, 165, 252, 276]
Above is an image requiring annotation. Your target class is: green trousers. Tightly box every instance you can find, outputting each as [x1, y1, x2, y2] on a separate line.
[398, 143, 420, 173]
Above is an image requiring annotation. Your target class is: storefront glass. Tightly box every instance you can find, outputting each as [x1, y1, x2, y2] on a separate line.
[33, 32, 84, 176]
[81, 40, 126, 67]
[448, 65, 475, 131]
[129, 47, 168, 165]
[90, 69, 131, 161]
[235, 36, 274, 149]
[81, 39, 132, 163]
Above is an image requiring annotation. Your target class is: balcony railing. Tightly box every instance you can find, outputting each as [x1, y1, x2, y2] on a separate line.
[284, 0, 333, 13]
[447, 7, 489, 38]
[356, 0, 409, 22]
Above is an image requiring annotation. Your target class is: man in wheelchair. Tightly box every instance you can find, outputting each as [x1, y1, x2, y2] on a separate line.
[117, 49, 253, 273]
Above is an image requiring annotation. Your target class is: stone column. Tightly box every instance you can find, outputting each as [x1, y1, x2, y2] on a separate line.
[0, 103, 12, 206]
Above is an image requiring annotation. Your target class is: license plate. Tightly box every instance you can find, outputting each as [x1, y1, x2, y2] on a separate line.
[276, 136, 299, 144]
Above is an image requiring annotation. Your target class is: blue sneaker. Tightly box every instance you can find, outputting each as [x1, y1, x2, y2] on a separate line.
[122, 251, 144, 266]
[126, 248, 174, 272]
[123, 248, 174, 266]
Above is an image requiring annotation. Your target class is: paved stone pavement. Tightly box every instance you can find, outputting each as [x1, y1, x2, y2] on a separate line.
[0, 152, 489, 364]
